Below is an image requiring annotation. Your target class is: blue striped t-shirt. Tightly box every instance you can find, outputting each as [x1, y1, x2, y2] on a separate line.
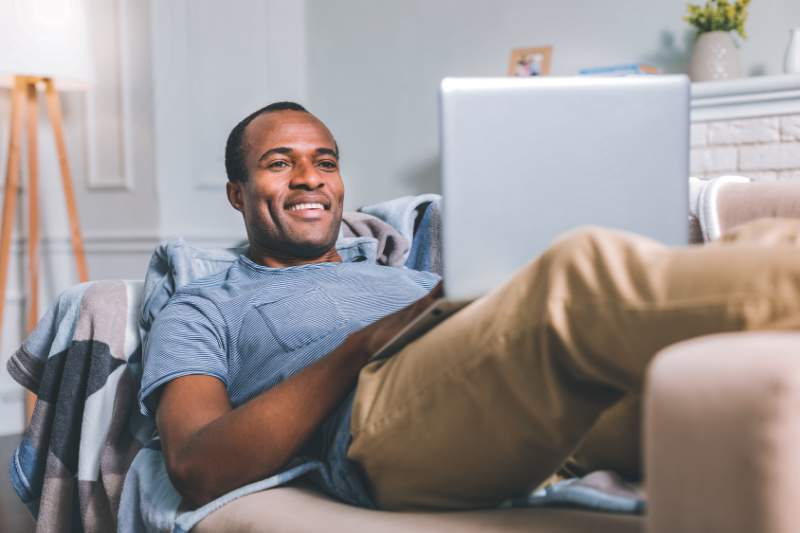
[140, 254, 440, 417]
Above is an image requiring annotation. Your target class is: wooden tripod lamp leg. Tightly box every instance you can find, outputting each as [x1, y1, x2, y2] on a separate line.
[0, 79, 34, 419]
[24, 80, 40, 420]
[43, 78, 88, 282]
[0, 78, 25, 352]
[25, 81, 39, 331]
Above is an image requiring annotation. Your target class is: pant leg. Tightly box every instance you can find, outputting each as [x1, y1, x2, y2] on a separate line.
[347, 223, 800, 510]
[568, 218, 800, 479]
[564, 395, 642, 480]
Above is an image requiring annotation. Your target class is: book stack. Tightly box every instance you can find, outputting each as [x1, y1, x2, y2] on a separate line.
[578, 63, 659, 76]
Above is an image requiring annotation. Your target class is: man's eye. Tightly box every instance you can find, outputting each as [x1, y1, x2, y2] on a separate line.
[318, 160, 338, 170]
[269, 160, 290, 169]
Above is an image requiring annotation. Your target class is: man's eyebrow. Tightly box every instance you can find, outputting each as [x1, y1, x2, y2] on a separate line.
[257, 146, 339, 162]
[258, 147, 292, 162]
[316, 147, 339, 160]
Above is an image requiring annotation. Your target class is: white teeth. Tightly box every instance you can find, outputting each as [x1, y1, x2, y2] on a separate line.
[288, 202, 324, 211]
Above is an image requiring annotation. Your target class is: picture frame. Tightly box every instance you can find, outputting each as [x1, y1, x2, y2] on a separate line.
[507, 46, 553, 77]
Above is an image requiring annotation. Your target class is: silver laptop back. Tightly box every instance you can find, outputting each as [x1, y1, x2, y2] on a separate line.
[439, 76, 690, 300]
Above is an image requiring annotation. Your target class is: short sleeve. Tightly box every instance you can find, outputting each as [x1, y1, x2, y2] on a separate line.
[139, 294, 228, 418]
[411, 270, 441, 292]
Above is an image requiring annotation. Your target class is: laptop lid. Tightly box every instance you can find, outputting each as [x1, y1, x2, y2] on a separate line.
[439, 75, 690, 300]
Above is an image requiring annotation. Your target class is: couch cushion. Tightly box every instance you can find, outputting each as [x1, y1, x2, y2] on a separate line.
[193, 485, 643, 533]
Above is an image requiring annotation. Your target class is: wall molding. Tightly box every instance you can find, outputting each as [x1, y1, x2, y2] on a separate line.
[692, 75, 800, 122]
[2, 231, 246, 254]
[84, 0, 135, 191]
[0, 229, 244, 313]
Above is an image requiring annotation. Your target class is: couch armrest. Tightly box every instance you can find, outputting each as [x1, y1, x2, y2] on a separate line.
[718, 181, 800, 235]
[645, 332, 800, 533]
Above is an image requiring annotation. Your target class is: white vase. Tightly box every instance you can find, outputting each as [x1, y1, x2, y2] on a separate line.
[689, 31, 743, 82]
[785, 28, 800, 74]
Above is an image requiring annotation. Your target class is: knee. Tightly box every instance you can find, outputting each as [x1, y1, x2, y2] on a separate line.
[543, 226, 616, 268]
[510, 226, 635, 301]
[527, 226, 634, 299]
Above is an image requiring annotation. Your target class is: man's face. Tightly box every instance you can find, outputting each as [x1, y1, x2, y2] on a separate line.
[228, 110, 344, 260]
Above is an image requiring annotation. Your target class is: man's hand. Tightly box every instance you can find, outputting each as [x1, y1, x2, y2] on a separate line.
[156, 282, 441, 508]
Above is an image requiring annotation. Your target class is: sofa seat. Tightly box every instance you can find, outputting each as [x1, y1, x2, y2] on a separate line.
[193, 484, 643, 533]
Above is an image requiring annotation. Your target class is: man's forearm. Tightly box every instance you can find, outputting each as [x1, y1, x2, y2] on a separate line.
[162, 333, 370, 507]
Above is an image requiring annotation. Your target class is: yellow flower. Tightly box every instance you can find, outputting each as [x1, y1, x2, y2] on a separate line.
[685, 0, 749, 39]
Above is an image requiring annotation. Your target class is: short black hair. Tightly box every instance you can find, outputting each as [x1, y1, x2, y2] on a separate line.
[224, 101, 310, 183]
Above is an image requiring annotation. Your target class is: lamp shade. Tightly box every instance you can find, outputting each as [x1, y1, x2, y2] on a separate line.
[0, 0, 93, 90]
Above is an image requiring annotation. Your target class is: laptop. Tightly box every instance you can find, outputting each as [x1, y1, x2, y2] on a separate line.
[371, 75, 690, 360]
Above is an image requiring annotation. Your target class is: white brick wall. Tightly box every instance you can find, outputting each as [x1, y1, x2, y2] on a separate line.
[691, 113, 800, 182]
[781, 115, 800, 141]
[690, 147, 737, 173]
[740, 143, 800, 170]
[708, 117, 780, 145]
[690, 123, 707, 147]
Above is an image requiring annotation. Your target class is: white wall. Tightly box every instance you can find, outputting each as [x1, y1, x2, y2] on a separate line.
[149, 0, 307, 241]
[306, 0, 800, 209]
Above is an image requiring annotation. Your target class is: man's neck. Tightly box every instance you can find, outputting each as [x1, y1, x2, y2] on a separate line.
[246, 245, 342, 269]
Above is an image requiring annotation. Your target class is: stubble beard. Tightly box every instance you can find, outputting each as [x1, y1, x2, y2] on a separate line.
[252, 208, 343, 260]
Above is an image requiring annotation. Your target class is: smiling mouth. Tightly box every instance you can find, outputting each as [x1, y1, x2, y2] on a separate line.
[287, 202, 326, 212]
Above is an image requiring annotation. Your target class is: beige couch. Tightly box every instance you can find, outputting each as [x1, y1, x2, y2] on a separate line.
[190, 179, 800, 533]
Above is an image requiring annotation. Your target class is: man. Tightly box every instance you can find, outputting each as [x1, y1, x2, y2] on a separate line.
[141, 101, 800, 511]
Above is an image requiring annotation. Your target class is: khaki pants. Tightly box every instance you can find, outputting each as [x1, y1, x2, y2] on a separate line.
[347, 220, 800, 510]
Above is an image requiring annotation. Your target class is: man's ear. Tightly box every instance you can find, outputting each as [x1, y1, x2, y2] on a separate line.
[226, 181, 245, 212]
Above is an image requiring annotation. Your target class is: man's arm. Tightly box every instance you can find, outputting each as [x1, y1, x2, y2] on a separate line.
[156, 282, 442, 508]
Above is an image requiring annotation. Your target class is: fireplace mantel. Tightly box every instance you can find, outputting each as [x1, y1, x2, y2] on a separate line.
[691, 75, 800, 122]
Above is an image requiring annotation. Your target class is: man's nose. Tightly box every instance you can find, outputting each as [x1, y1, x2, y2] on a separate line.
[290, 161, 323, 189]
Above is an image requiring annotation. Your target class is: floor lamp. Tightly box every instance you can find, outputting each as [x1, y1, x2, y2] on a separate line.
[0, 0, 93, 420]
